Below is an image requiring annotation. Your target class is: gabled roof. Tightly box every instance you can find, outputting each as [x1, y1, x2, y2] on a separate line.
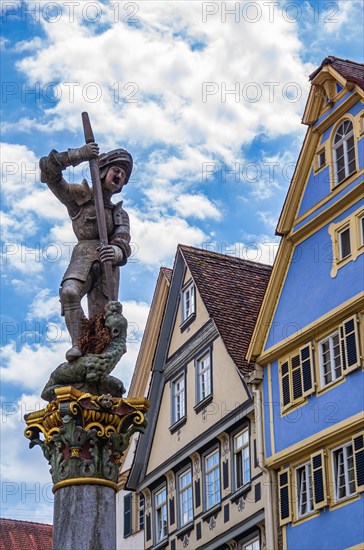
[180, 245, 272, 376]
[302, 56, 364, 128]
[309, 56, 364, 89]
[127, 245, 271, 490]
[161, 266, 172, 282]
[0, 518, 52, 550]
[247, 56, 364, 361]
[280, 56, 364, 235]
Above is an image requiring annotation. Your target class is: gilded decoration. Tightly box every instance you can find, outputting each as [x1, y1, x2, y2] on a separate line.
[24, 386, 149, 489]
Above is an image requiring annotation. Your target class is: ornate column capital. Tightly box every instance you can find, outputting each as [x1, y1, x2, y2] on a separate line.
[24, 387, 149, 492]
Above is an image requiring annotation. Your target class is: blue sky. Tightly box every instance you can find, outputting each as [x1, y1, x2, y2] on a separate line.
[1, 0, 363, 524]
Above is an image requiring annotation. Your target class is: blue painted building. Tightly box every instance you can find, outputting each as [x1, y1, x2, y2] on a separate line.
[247, 57, 364, 550]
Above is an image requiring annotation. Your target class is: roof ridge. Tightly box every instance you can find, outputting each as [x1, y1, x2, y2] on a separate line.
[179, 244, 272, 270]
[328, 56, 364, 66]
[0, 517, 52, 526]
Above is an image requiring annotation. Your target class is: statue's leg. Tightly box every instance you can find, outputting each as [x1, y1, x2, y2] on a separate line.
[61, 279, 88, 361]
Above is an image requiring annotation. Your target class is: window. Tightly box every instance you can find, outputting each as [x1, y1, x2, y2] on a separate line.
[123, 492, 132, 538]
[233, 428, 250, 489]
[319, 330, 342, 387]
[332, 442, 356, 502]
[138, 493, 144, 531]
[318, 150, 326, 168]
[204, 449, 220, 509]
[295, 462, 314, 518]
[239, 537, 260, 550]
[316, 148, 326, 170]
[318, 316, 360, 389]
[171, 373, 185, 424]
[196, 351, 212, 403]
[154, 486, 167, 543]
[279, 451, 326, 526]
[279, 434, 364, 526]
[329, 207, 364, 277]
[178, 468, 193, 526]
[279, 344, 314, 412]
[333, 119, 356, 185]
[359, 215, 364, 246]
[181, 282, 195, 323]
[339, 226, 351, 260]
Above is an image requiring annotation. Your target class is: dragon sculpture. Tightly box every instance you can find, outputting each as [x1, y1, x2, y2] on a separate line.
[41, 301, 127, 402]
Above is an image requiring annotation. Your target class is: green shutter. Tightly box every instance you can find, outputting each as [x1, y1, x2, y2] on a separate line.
[124, 492, 132, 538]
[300, 344, 314, 396]
[352, 433, 364, 493]
[341, 316, 360, 372]
[281, 361, 291, 408]
[291, 353, 303, 400]
[311, 450, 327, 510]
[278, 468, 292, 526]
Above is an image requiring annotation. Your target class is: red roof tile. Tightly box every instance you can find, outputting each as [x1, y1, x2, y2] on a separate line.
[310, 56, 364, 89]
[179, 245, 272, 376]
[0, 518, 52, 550]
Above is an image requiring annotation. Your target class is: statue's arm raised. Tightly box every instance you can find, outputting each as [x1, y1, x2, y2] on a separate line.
[39, 143, 99, 205]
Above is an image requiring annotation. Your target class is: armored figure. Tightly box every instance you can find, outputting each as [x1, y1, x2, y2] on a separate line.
[40, 143, 133, 362]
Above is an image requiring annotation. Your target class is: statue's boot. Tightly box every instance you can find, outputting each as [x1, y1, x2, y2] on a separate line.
[64, 304, 84, 361]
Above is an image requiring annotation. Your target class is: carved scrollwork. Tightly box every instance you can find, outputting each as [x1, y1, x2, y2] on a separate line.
[24, 387, 149, 487]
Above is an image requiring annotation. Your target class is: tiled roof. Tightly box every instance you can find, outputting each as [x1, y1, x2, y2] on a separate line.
[161, 267, 172, 282]
[310, 56, 364, 89]
[0, 518, 52, 550]
[179, 245, 272, 376]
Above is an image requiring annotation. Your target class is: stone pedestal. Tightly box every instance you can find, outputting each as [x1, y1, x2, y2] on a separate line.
[24, 386, 149, 550]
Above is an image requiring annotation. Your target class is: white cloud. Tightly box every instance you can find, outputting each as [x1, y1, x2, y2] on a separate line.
[13, 36, 44, 52]
[123, 300, 150, 337]
[1, 340, 69, 392]
[26, 289, 61, 320]
[1, 392, 54, 524]
[319, 0, 363, 34]
[0, 210, 37, 241]
[129, 209, 206, 267]
[1, 243, 44, 275]
[226, 233, 281, 266]
[1, 142, 39, 201]
[174, 194, 222, 220]
[258, 211, 279, 232]
[10, 1, 312, 187]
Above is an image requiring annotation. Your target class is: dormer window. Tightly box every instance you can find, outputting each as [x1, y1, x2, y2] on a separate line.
[181, 281, 195, 324]
[333, 119, 356, 185]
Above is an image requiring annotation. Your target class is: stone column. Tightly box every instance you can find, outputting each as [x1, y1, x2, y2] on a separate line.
[53, 485, 116, 550]
[25, 386, 149, 550]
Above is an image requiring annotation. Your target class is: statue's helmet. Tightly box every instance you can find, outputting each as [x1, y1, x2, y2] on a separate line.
[98, 149, 133, 185]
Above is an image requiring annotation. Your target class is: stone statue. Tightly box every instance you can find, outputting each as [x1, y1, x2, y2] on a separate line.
[39, 143, 133, 361]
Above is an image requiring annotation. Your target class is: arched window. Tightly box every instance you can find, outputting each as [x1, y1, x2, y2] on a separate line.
[333, 119, 356, 185]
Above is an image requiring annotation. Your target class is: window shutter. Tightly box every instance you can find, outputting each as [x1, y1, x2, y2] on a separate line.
[280, 361, 291, 408]
[291, 353, 303, 400]
[300, 343, 315, 396]
[278, 468, 292, 526]
[124, 492, 132, 538]
[352, 433, 364, 493]
[311, 450, 327, 510]
[340, 316, 360, 372]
